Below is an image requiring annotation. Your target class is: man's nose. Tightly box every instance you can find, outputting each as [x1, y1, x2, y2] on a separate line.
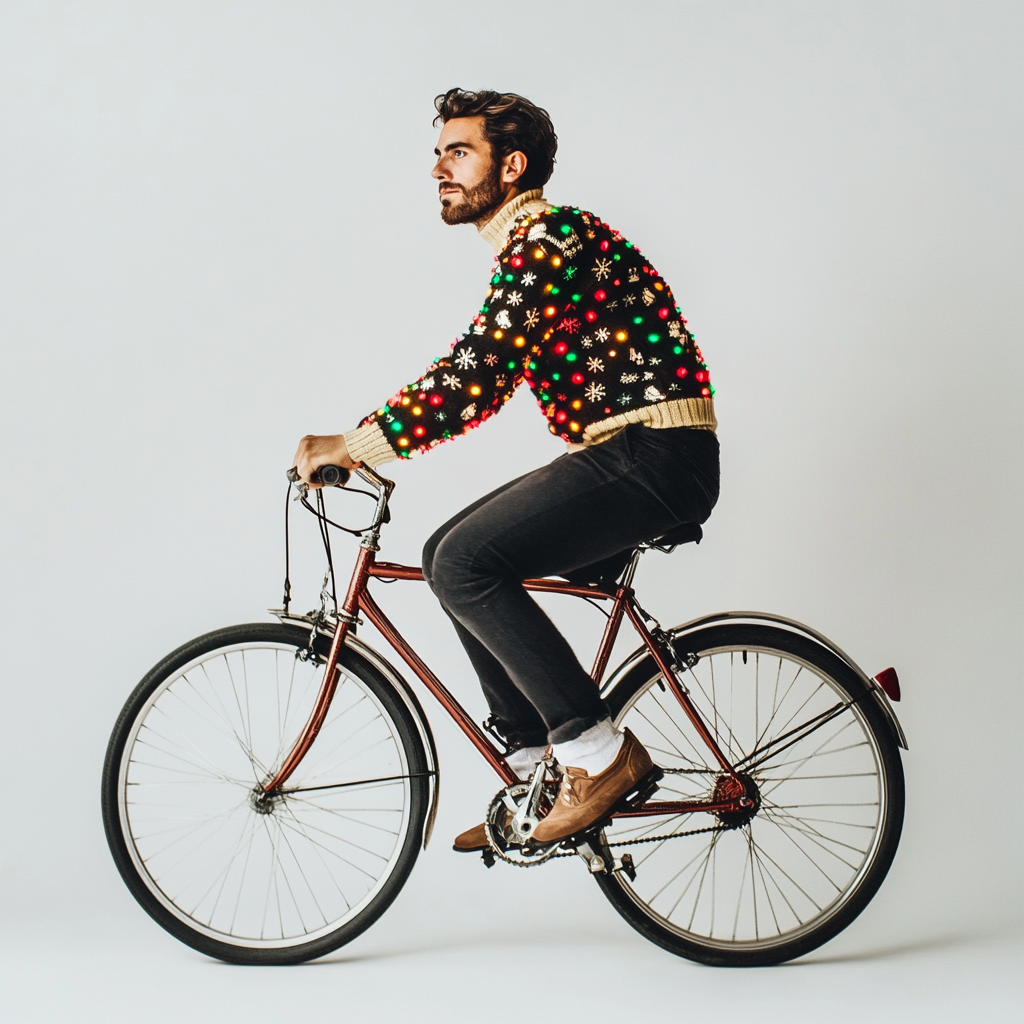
[432, 158, 450, 180]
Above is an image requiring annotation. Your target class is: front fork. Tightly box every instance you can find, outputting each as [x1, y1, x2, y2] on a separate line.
[262, 542, 374, 793]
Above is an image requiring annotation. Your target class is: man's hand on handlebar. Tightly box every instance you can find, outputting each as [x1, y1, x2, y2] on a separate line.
[291, 434, 360, 489]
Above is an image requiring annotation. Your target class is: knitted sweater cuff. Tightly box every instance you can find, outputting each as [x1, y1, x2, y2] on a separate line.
[343, 421, 398, 468]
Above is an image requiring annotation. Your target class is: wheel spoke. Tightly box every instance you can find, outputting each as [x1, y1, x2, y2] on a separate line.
[280, 802, 352, 914]
[633, 702, 708, 768]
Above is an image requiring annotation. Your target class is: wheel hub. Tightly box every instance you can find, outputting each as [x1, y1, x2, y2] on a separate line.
[249, 787, 285, 815]
[712, 772, 761, 828]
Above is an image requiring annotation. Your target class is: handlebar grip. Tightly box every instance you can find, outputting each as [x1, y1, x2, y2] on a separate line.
[313, 464, 349, 487]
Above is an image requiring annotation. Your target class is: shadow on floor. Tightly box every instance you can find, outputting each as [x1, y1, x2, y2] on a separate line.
[293, 931, 634, 968]
[792, 929, 1008, 966]
[208, 925, 1020, 970]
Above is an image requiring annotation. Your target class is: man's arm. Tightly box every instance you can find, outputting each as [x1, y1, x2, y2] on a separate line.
[339, 268, 539, 467]
[292, 215, 561, 482]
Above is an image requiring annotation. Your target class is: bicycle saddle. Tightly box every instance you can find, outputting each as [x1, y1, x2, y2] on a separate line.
[561, 522, 703, 588]
[652, 522, 703, 548]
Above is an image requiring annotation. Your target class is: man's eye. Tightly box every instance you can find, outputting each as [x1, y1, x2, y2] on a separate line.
[454, 150, 465, 157]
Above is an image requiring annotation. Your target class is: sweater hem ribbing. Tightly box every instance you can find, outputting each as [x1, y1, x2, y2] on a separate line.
[582, 396, 717, 446]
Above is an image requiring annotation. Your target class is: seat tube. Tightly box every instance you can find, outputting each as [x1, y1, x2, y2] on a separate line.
[591, 590, 629, 684]
[624, 601, 739, 777]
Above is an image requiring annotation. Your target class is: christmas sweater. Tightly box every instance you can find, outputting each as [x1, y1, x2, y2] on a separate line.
[344, 189, 715, 468]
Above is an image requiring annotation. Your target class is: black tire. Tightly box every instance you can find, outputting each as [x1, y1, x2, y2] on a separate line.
[596, 624, 904, 966]
[102, 622, 429, 965]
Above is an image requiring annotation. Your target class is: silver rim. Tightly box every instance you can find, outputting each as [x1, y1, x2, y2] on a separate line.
[606, 645, 887, 951]
[118, 642, 413, 949]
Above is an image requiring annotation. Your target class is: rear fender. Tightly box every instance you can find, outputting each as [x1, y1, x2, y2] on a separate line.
[601, 610, 907, 750]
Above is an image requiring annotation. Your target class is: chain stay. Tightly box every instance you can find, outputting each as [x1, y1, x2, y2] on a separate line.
[494, 821, 729, 868]
[602, 821, 729, 850]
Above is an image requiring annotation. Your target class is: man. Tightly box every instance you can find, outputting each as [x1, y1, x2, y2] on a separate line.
[292, 89, 719, 852]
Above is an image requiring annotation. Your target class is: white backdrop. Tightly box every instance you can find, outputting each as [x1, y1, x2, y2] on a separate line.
[1, 2, 1021, 1021]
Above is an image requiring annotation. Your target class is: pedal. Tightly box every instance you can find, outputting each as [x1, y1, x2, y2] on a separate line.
[615, 853, 637, 882]
[617, 766, 664, 813]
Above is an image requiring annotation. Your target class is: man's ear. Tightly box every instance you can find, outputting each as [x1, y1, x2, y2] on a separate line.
[502, 150, 528, 186]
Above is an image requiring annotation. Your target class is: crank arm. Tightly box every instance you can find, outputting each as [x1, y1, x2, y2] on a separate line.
[512, 755, 554, 838]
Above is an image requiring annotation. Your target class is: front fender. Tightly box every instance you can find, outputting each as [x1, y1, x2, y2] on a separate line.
[343, 635, 442, 847]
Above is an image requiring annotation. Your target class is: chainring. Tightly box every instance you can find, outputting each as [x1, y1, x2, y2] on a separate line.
[484, 781, 561, 867]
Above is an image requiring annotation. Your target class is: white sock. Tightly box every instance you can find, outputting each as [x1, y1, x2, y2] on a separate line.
[552, 719, 624, 776]
[506, 745, 549, 781]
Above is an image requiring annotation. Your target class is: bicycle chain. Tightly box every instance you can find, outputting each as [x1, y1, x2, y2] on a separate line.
[492, 821, 729, 867]
[553, 821, 729, 858]
[604, 821, 730, 850]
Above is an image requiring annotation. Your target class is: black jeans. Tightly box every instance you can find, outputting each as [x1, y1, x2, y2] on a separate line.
[422, 425, 720, 745]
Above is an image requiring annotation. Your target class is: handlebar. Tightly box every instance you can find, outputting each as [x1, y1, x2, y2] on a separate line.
[286, 463, 395, 536]
[285, 464, 350, 491]
[312, 464, 349, 487]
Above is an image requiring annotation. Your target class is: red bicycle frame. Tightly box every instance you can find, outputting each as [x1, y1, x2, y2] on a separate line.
[264, 511, 749, 822]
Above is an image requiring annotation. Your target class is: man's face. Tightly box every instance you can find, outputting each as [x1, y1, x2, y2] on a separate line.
[432, 116, 506, 225]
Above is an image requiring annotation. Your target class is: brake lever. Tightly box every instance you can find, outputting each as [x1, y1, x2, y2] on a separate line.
[286, 466, 308, 501]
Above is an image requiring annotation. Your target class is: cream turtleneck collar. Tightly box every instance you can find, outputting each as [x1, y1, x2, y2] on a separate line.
[477, 188, 552, 253]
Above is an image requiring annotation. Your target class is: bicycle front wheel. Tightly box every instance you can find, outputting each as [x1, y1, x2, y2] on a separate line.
[597, 624, 904, 966]
[102, 623, 429, 964]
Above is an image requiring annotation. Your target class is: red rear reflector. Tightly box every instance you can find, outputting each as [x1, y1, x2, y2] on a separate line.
[873, 667, 900, 702]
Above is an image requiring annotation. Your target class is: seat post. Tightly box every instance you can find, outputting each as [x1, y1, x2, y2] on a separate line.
[617, 549, 644, 590]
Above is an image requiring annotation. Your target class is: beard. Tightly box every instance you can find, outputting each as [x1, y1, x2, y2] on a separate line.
[439, 163, 505, 225]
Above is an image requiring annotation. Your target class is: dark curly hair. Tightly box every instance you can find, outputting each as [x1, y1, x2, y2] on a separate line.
[433, 88, 557, 192]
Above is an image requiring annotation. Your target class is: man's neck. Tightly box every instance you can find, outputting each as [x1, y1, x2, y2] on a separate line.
[476, 187, 550, 253]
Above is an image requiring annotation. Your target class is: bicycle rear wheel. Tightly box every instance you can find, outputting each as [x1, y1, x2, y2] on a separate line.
[597, 624, 904, 966]
[102, 622, 429, 964]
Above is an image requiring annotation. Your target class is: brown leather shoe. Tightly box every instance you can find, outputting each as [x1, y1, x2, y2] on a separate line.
[452, 822, 488, 853]
[531, 729, 658, 845]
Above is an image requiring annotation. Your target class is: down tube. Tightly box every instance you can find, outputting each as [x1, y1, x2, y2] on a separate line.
[358, 590, 518, 788]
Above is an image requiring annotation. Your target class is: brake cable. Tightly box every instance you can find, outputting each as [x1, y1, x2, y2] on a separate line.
[281, 477, 382, 618]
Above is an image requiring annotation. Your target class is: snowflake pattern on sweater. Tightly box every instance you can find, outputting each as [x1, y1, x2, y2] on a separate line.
[358, 207, 713, 458]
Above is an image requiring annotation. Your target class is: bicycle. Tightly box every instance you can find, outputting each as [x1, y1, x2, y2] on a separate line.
[102, 464, 907, 967]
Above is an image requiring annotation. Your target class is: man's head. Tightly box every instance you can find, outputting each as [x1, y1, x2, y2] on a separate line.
[431, 88, 557, 226]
